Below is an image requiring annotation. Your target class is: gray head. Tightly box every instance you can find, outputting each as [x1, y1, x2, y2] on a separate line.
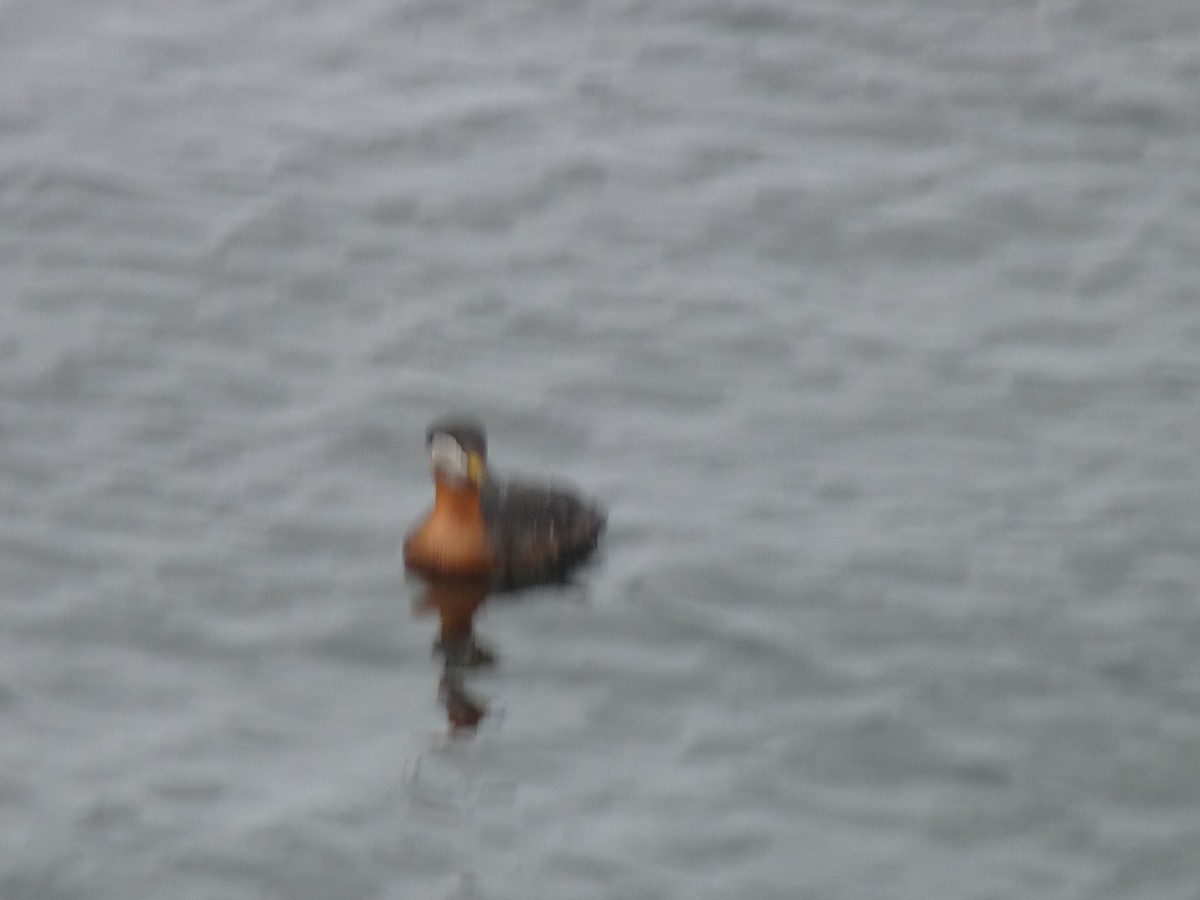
[425, 415, 488, 485]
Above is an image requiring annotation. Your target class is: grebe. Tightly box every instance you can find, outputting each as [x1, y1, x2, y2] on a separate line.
[403, 416, 605, 590]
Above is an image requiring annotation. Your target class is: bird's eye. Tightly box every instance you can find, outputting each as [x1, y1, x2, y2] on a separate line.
[429, 434, 469, 480]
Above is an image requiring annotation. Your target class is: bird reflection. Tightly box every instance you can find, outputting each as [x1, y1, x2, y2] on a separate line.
[411, 575, 494, 734]
[404, 416, 607, 736]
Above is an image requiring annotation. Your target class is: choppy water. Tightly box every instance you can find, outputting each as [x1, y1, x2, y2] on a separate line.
[3, 0, 1200, 897]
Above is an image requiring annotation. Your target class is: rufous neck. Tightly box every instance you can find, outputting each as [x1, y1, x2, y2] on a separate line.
[433, 476, 481, 514]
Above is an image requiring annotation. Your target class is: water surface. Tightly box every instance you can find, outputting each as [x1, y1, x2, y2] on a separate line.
[2, 0, 1199, 897]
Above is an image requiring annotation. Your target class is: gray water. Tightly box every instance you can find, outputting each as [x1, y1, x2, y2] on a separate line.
[3, 0, 1200, 897]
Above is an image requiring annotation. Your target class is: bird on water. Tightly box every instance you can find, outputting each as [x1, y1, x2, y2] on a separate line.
[403, 416, 606, 591]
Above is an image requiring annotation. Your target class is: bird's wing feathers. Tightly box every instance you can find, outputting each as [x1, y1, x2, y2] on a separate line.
[480, 477, 606, 589]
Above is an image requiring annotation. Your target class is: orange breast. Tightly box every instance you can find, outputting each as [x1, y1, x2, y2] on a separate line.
[403, 484, 493, 579]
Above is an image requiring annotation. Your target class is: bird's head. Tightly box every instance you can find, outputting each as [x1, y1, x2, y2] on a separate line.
[426, 416, 487, 488]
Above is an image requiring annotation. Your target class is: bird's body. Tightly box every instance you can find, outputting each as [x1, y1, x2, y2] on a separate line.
[403, 477, 494, 580]
[479, 476, 606, 589]
[404, 417, 605, 591]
